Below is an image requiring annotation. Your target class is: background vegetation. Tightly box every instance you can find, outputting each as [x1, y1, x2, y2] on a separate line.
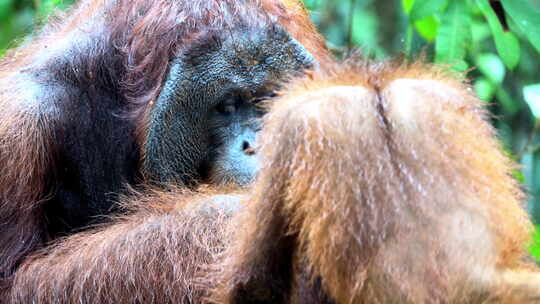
[1, 0, 539, 257]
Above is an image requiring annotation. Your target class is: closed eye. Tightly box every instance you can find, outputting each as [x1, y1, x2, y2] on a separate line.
[216, 95, 242, 115]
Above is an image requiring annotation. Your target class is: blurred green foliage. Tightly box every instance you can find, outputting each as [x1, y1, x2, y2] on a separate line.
[1, 0, 539, 252]
[0, 0, 74, 57]
[532, 226, 540, 260]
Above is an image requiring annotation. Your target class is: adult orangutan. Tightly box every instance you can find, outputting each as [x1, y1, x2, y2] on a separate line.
[0, 0, 329, 295]
[9, 60, 540, 303]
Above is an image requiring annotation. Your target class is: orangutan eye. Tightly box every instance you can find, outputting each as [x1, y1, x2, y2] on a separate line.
[216, 95, 241, 115]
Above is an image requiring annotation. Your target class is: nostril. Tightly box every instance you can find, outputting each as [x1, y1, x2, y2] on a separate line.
[242, 141, 256, 156]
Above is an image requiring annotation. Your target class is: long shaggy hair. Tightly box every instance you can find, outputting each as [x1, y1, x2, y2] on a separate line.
[211, 60, 539, 304]
[6, 60, 540, 303]
[0, 0, 329, 297]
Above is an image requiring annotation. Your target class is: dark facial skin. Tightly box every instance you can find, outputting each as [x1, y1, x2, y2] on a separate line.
[202, 91, 263, 186]
[144, 24, 314, 186]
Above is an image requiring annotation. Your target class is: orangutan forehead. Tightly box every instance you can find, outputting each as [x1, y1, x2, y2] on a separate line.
[110, 0, 282, 31]
[175, 20, 305, 67]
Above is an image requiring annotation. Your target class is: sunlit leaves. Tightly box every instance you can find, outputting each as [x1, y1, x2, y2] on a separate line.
[414, 16, 438, 42]
[408, 0, 447, 22]
[471, 21, 491, 43]
[524, 84, 540, 121]
[476, 0, 521, 69]
[0, 0, 75, 55]
[402, 0, 442, 43]
[476, 53, 505, 84]
[501, 0, 540, 54]
[474, 77, 496, 101]
[531, 226, 540, 261]
[435, 1, 471, 71]
[474, 53, 506, 104]
[402, 0, 415, 14]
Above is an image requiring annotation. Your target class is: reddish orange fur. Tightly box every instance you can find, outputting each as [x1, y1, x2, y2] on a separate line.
[0, 81, 56, 289]
[9, 187, 239, 303]
[0, 0, 329, 297]
[6, 60, 540, 303]
[212, 60, 540, 304]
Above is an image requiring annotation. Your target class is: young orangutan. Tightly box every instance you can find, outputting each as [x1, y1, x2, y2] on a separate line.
[9, 61, 540, 303]
[213, 60, 540, 304]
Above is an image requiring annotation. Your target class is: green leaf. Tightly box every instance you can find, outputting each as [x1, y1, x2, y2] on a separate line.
[502, 148, 526, 183]
[435, 1, 471, 70]
[496, 32, 520, 70]
[402, 0, 415, 14]
[474, 77, 496, 101]
[471, 21, 491, 43]
[496, 87, 519, 115]
[501, 0, 540, 54]
[475, 53, 505, 84]
[409, 0, 448, 22]
[414, 16, 439, 42]
[524, 84, 540, 120]
[0, 0, 12, 20]
[530, 226, 540, 261]
[476, 0, 521, 69]
[512, 168, 525, 184]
